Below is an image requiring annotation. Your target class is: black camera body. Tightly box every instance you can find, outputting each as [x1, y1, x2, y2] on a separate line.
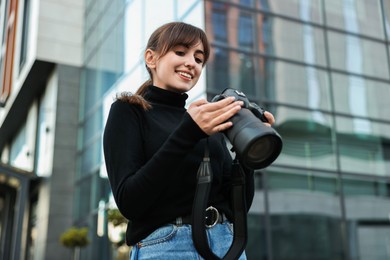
[212, 89, 268, 123]
[212, 89, 282, 169]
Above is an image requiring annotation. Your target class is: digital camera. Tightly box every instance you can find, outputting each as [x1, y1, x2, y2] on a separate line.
[212, 88, 283, 169]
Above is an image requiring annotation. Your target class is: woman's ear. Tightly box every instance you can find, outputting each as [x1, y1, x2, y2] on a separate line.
[145, 49, 157, 69]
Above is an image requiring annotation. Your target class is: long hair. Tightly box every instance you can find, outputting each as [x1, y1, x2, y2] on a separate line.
[117, 22, 210, 109]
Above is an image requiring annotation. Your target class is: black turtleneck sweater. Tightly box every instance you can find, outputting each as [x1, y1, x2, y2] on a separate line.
[103, 86, 254, 245]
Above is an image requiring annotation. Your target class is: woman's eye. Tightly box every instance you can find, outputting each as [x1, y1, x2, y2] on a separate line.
[195, 57, 203, 64]
[175, 51, 185, 56]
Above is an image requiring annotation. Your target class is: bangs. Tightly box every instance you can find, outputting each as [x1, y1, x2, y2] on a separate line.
[159, 23, 210, 64]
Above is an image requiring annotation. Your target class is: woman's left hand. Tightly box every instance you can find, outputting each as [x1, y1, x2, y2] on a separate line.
[263, 111, 275, 127]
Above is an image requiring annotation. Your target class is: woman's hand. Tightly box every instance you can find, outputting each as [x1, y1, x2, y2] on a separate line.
[263, 111, 275, 127]
[187, 97, 276, 135]
[187, 97, 243, 135]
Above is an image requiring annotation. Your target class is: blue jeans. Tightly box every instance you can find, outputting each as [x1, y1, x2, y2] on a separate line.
[129, 222, 247, 259]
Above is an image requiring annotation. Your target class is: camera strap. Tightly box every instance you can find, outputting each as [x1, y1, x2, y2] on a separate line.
[191, 139, 248, 259]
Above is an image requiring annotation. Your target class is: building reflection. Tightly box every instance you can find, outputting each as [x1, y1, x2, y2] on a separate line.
[205, 0, 390, 259]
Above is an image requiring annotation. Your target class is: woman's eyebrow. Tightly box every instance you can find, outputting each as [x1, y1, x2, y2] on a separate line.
[178, 44, 205, 55]
[195, 49, 205, 56]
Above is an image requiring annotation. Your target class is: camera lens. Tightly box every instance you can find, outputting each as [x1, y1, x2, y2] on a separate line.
[212, 88, 282, 169]
[247, 137, 271, 162]
[226, 109, 282, 169]
[246, 136, 281, 167]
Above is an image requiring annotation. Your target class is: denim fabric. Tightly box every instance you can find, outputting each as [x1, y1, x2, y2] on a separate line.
[129, 221, 247, 259]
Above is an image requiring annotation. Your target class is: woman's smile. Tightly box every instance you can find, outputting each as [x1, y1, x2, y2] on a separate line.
[177, 70, 193, 80]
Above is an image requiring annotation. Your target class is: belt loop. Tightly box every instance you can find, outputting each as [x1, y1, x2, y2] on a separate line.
[176, 217, 183, 226]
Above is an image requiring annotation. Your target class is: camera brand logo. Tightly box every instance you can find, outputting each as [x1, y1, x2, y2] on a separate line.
[234, 90, 246, 97]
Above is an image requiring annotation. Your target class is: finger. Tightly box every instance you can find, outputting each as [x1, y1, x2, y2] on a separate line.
[193, 103, 241, 135]
[207, 103, 242, 130]
[214, 121, 233, 133]
[190, 98, 208, 107]
[264, 111, 275, 125]
[206, 100, 242, 117]
[188, 97, 235, 112]
[190, 99, 242, 126]
[205, 96, 236, 111]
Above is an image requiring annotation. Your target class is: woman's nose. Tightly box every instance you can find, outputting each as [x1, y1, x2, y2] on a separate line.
[184, 57, 196, 68]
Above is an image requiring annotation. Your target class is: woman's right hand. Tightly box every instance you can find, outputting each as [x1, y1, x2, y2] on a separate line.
[187, 97, 243, 135]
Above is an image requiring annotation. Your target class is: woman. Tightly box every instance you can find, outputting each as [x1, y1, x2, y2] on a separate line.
[103, 21, 275, 259]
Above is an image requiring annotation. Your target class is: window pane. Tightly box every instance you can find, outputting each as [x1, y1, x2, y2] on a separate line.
[343, 176, 390, 259]
[98, 4, 124, 81]
[246, 214, 267, 259]
[36, 83, 56, 177]
[383, 0, 390, 39]
[267, 168, 345, 259]
[357, 226, 390, 259]
[257, 0, 323, 24]
[336, 116, 390, 176]
[207, 47, 230, 93]
[238, 13, 254, 49]
[211, 4, 228, 43]
[208, 5, 327, 65]
[10, 124, 34, 171]
[19, 0, 30, 68]
[325, 0, 384, 39]
[270, 214, 345, 259]
[83, 109, 103, 146]
[80, 140, 101, 176]
[240, 0, 253, 7]
[237, 53, 256, 95]
[0, 0, 9, 45]
[230, 52, 257, 95]
[75, 178, 92, 218]
[264, 60, 331, 111]
[275, 107, 337, 170]
[328, 32, 389, 79]
[207, 48, 257, 96]
[264, 17, 326, 66]
[332, 73, 390, 120]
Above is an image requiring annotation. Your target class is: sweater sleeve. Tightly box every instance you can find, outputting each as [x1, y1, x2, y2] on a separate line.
[103, 101, 207, 220]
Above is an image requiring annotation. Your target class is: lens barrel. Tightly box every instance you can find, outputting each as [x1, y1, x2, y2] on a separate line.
[226, 109, 283, 169]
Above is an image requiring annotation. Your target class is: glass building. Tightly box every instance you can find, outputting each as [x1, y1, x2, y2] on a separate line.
[79, 0, 390, 259]
[1, 0, 390, 259]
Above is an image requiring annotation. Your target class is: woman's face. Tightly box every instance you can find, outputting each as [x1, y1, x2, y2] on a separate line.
[146, 41, 205, 93]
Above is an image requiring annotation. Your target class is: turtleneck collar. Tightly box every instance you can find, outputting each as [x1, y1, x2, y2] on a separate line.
[144, 85, 188, 108]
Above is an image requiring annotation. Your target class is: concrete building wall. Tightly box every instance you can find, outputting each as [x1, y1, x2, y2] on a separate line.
[37, 0, 84, 66]
[33, 64, 81, 260]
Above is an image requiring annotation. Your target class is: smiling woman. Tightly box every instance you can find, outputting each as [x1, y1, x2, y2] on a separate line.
[103, 21, 275, 260]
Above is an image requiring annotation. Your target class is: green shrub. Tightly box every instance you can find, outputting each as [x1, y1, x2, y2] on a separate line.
[107, 208, 127, 226]
[59, 227, 90, 248]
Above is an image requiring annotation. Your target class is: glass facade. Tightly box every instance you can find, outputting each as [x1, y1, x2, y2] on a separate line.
[205, 0, 390, 259]
[78, 0, 390, 259]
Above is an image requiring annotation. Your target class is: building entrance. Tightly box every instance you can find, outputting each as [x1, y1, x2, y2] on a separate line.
[0, 184, 16, 260]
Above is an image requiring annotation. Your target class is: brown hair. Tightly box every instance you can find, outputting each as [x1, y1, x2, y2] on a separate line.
[117, 22, 210, 109]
